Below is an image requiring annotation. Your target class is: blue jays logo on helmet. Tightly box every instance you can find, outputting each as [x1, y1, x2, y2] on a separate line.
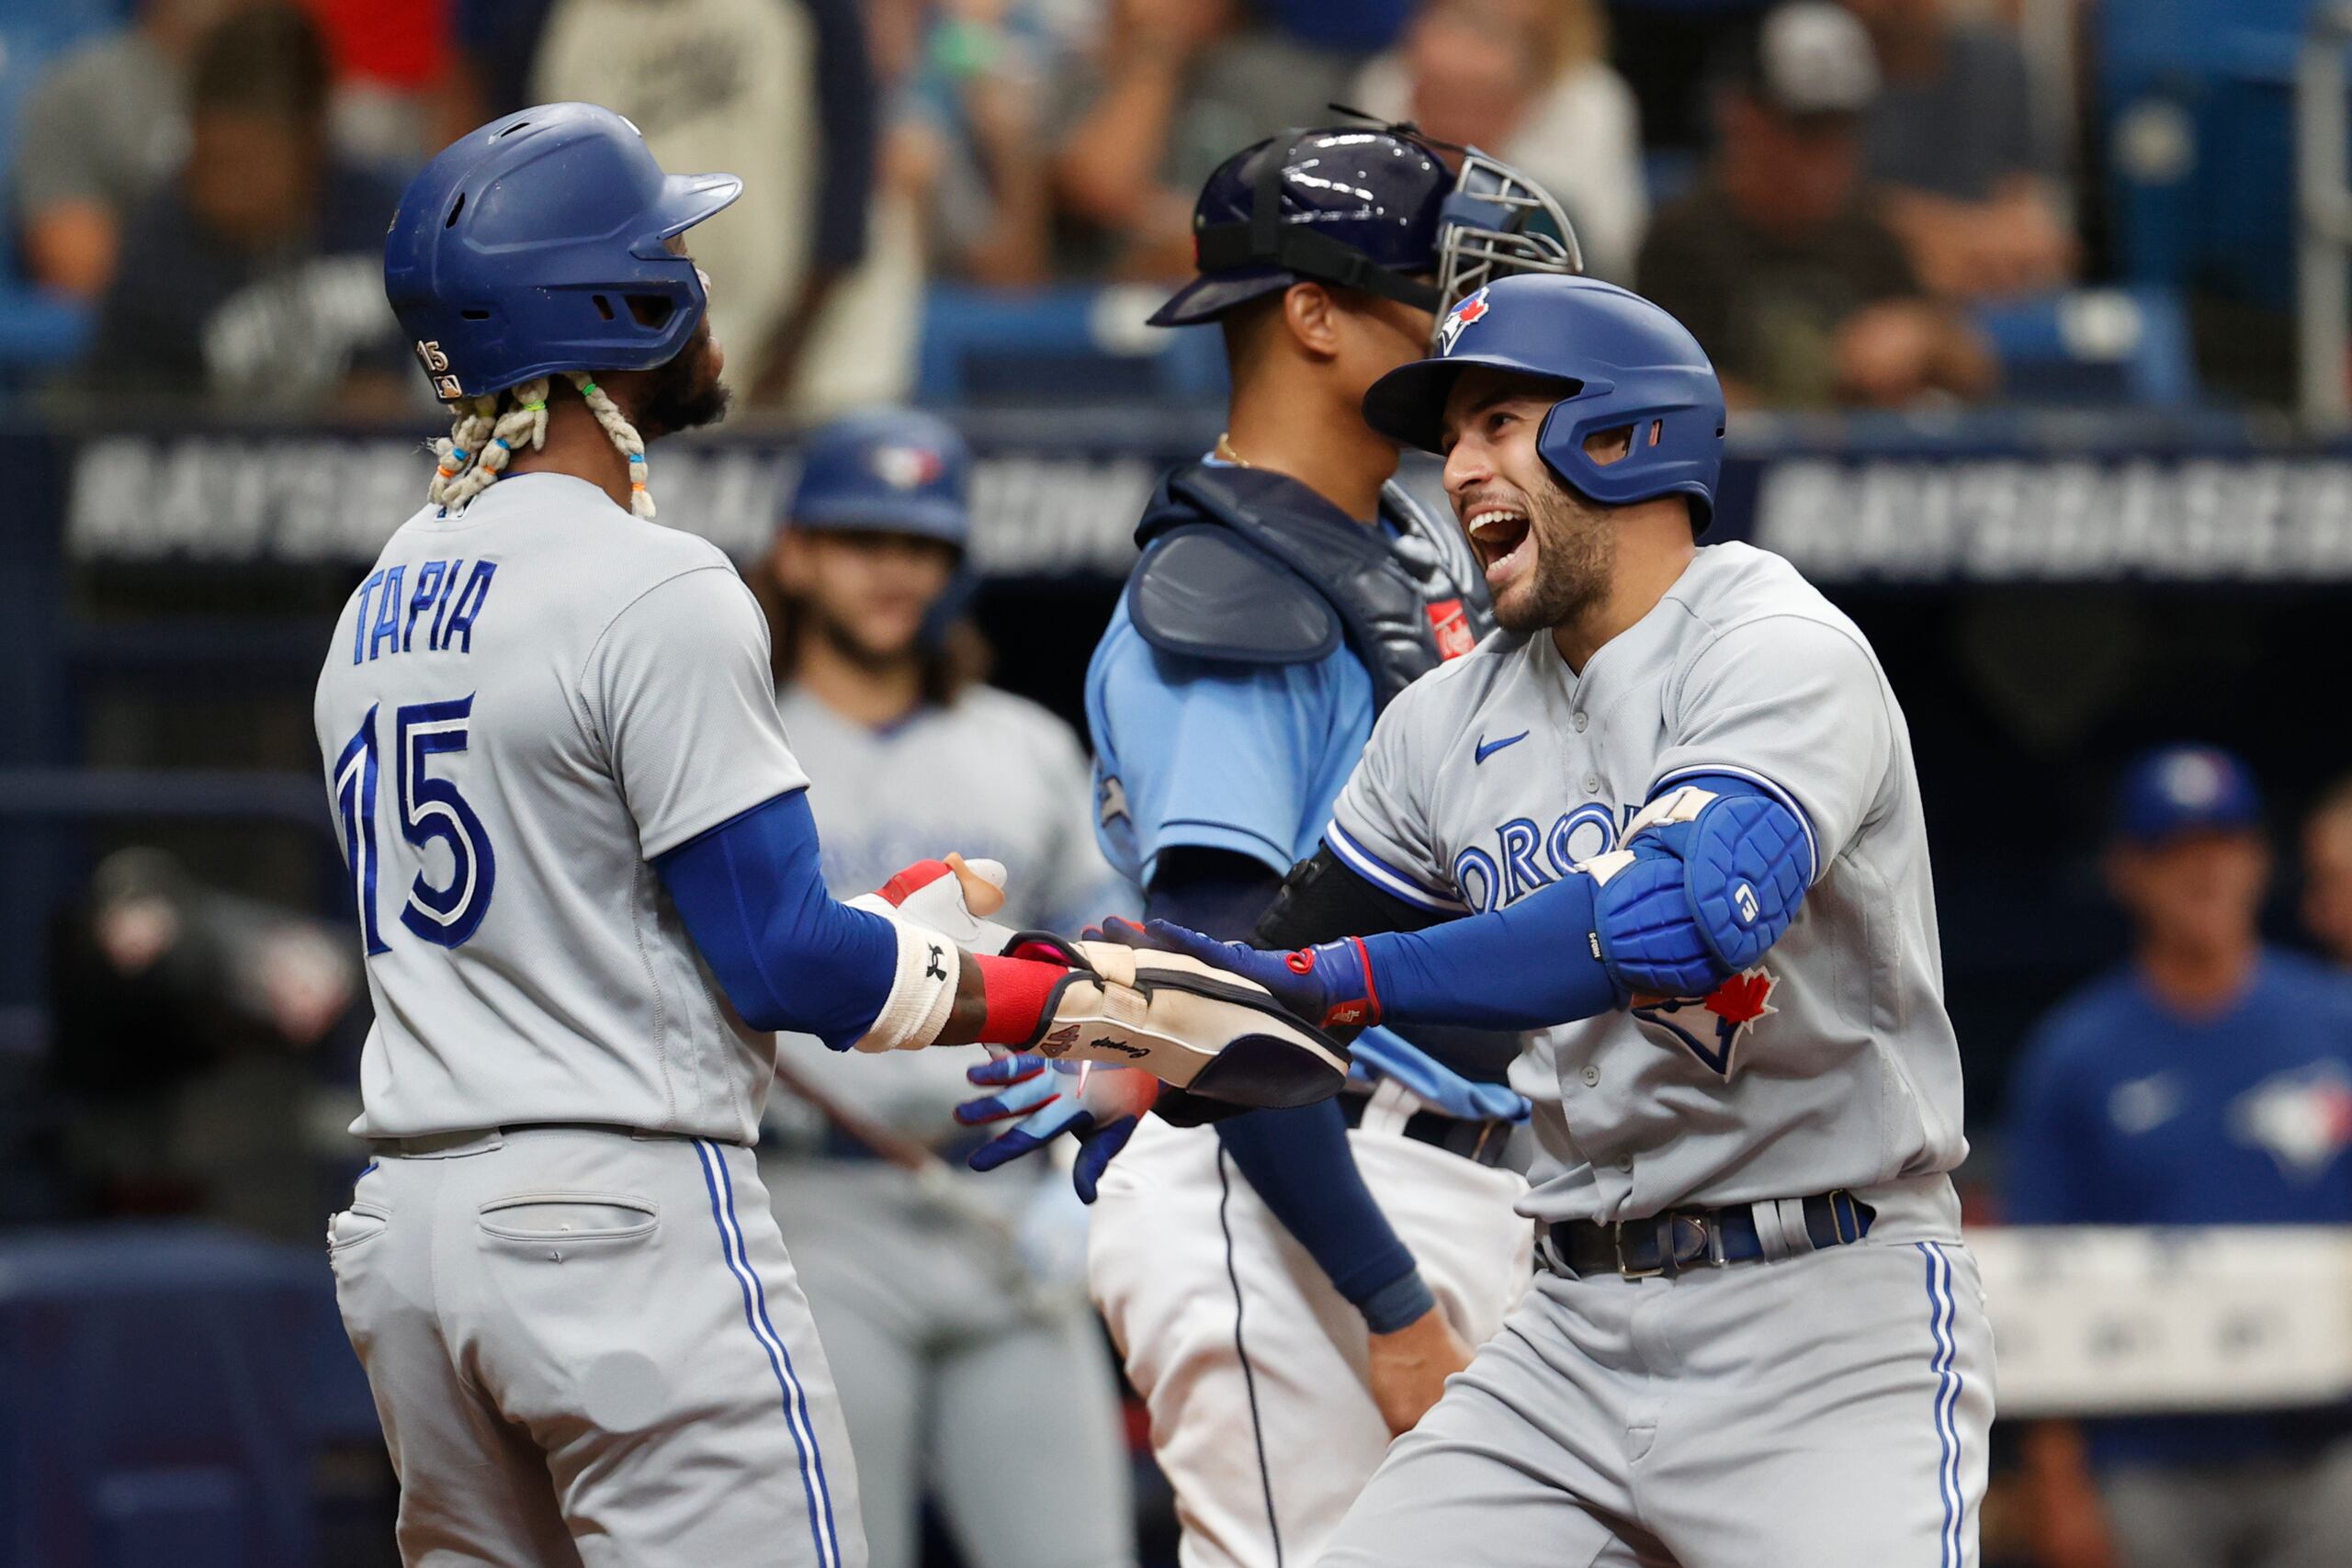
[790, 408, 971, 549]
[1361, 274, 1728, 532]
[1436, 287, 1491, 355]
[870, 444, 946, 491]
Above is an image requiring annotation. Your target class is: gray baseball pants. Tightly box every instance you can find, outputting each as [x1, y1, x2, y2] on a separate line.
[330, 1125, 865, 1567]
[764, 1156, 1137, 1568]
[1318, 1177, 1995, 1568]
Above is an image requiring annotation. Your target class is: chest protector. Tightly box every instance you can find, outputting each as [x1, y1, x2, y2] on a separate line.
[1125, 463, 1491, 712]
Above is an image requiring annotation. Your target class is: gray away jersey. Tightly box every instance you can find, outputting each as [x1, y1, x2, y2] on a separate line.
[765, 683, 1131, 1144]
[1329, 541, 1965, 1224]
[314, 471, 809, 1143]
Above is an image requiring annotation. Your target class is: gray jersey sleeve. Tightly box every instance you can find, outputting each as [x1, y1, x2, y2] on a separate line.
[1651, 615, 1894, 879]
[582, 566, 811, 860]
[1327, 681, 1466, 912]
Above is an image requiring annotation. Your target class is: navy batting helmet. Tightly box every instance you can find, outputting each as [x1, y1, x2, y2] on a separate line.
[1148, 124, 1581, 337]
[789, 409, 972, 549]
[1363, 275, 1727, 530]
[384, 104, 742, 402]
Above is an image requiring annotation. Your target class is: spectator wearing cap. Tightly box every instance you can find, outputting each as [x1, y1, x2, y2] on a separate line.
[1634, 0, 1992, 409]
[1841, 0, 2075, 300]
[1345, 0, 1647, 283]
[2006, 744, 2352, 1568]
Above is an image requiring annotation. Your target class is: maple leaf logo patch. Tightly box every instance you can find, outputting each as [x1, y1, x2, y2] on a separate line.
[1633, 967, 1778, 1078]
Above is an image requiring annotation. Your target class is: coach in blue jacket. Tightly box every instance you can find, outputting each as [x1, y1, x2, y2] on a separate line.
[2006, 743, 2352, 1568]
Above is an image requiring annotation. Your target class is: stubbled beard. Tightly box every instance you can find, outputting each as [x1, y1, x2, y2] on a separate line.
[634, 333, 730, 441]
[1492, 479, 1615, 633]
[812, 603, 917, 671]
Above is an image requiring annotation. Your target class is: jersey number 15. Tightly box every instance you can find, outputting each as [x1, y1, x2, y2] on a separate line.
[333, 696, 498, 953]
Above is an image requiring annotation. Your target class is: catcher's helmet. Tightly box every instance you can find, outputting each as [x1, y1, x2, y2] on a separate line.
[1363, 274, 1727, 531]
[789, 408, 972, 548]
[1148, 124, 1581, 339]
[384, 103, 742, 402]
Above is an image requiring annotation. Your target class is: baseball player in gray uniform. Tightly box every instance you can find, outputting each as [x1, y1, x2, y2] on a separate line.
[754, 408, 1137, 1568]
[323, 106, 1346, 1566]
[1107, 273, 1993, 1568]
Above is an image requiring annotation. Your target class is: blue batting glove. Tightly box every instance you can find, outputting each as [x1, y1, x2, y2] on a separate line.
[1095, 917, 1381, 1032]
[956, 1054, 1142, 1204]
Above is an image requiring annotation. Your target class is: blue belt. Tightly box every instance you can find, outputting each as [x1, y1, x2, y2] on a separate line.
[1547, 1190, 1875, 1280]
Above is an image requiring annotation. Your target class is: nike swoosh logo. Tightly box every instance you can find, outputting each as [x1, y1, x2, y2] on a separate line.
[1474, 731, 1530, 764]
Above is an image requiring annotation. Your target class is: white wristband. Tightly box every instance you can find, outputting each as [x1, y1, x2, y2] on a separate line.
[851, 912, 962, 1053]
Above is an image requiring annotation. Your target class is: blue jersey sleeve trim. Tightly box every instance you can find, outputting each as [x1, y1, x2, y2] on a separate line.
[1650, 764, 1821, 885]
[653, 790, 899, 1048]
[1326, 821, 1467, 913]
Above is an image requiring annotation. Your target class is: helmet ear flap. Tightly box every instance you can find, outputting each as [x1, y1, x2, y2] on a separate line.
[1537, 395, 1722, 533]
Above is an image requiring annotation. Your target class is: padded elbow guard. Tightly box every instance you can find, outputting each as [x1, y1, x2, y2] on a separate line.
[1582, 783, 1812, 998]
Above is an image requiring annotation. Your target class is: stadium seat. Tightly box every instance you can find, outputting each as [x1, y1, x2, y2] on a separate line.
[0, 1224, 367, 1568]
[0, 289, 89, 372]
[2098, 0, 2314, 308]
[918, 285, 1228, 406]
[1970, 286, 2199, 407]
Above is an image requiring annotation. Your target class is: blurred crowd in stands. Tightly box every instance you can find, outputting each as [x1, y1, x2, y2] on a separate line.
[5, 0, 2114, 415]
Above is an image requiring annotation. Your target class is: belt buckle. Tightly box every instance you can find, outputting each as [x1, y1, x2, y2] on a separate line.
[1617, 1214, 1721, 1279]
[1613, 1221, 1666, 1280]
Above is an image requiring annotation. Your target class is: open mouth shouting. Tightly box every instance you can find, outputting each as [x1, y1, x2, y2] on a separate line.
[1461, 492, 1536, 593]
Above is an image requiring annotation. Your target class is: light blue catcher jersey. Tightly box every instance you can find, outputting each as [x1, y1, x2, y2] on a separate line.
[1330, 542, 1966, 1224]
[313, 472, 808, 1143]
[1086, 603, 1375, 886]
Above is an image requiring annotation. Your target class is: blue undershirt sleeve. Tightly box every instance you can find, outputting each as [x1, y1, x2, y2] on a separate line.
[653, 790, 900, 1051]
[1364, 871, 1623, 1030]
[1363, 771, 1816, 1030]
[1151, 856, 1435, 1333]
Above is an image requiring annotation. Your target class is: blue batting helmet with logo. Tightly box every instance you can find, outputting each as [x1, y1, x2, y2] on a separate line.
[788, 409, 972, 548]
[1361, 274, 1727, 531]
[384, 103, 742, 401]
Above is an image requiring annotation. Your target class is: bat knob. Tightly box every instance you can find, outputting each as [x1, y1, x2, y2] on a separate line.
[945, 852, 1008, 919]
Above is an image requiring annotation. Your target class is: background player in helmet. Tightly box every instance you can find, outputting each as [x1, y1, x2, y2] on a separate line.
[322, 104, 1346, 1566]
[752, 408, 1139, 1568]
[956, 125, 1577, 1568]
[1109, 271, 1991, 1568]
